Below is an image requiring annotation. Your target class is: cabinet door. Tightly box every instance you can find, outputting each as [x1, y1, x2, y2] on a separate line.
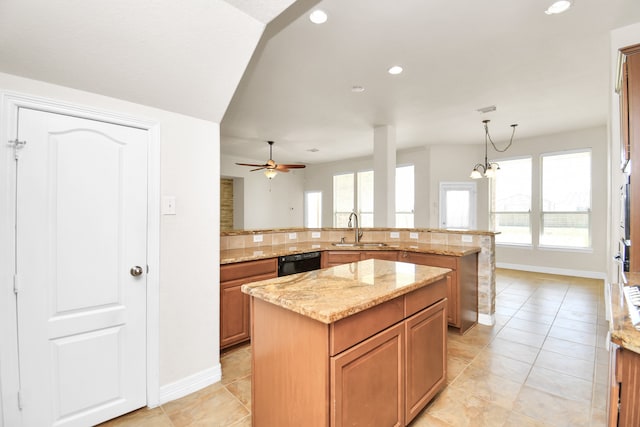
[405, 299, 447, 424]
[361, 250, 398, 261]
[322, 250, 362, 268]
[220, 271, 277, 349]
[401, 251, 458, 326]
[331, 323, 404, 427]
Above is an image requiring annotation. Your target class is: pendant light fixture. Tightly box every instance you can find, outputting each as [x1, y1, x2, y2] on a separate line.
[470, 120, 518, 179]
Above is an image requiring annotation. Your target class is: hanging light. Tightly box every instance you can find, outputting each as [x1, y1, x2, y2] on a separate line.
[470, 120, 517, 179]
[264, 169, 278, 179]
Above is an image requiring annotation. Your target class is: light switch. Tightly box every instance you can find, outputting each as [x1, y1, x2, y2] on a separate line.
[289, 233, 297, 240]
[390, 232, 400, 239]
[311, 232, 321, 239]
[462, 235, 473, 243]
[410, 232, 419, 239]
[162, 196, 176, 215]
[253, 234, 263, 243]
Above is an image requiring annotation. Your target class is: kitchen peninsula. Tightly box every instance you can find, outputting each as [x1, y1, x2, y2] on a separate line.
[241, 259, 451, 427]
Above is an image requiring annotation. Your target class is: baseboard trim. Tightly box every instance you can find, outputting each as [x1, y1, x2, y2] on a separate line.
[496, 263, 607, 280]
[158, 364, 222, 405]
[478, 313, 495, 326]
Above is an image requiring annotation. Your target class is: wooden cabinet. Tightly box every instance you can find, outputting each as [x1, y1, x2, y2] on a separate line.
[322, 249, 398, 268]
[609, 345, 640, 427]
[331, 323, 404, 427]
[220, 258, 277, 349]
[400, 251, 478, 334]
[621, 44, 640, 271]
[251, 277, 448, 427]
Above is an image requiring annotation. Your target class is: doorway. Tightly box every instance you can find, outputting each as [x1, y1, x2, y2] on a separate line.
[439, 182, 477, 230]
[0, 94, 160, 426]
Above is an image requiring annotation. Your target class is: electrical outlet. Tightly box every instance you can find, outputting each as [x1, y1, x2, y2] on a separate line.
[288, 233, 297, 240]
[311, 232, 321, 238]
[462, 235, 473, 243]
[253, 234, 263, 243]
[390, 232, 400, 239]
[410, 232, 419, 239]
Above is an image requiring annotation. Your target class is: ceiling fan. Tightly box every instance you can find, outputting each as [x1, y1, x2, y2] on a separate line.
[235, 141, 306, 179]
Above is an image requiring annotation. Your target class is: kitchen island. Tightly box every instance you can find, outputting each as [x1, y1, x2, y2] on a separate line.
[242, 259, 451, 427]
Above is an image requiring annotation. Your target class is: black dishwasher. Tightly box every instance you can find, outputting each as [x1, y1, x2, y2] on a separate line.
[278, 251, 321, 276]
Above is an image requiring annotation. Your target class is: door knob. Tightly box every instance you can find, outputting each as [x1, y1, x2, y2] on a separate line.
[130, 266, 144, 277]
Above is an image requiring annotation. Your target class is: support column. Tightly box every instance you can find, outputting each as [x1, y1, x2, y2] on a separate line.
[373, 125, 396, 227]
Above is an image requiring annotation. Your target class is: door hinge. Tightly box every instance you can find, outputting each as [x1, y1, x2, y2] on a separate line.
[17, 389, 23, 410]
[13, 273, 19, 294]
[8, 138, 27, 160]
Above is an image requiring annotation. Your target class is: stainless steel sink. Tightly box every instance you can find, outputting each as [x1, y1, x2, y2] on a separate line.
[331, 242, 388, 247]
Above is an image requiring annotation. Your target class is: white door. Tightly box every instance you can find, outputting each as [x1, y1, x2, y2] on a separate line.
[439, 182, 477, 230]
[13, 108, 148, 426]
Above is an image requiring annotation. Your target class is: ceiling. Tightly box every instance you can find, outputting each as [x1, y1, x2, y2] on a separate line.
[221, 0, 640, 165]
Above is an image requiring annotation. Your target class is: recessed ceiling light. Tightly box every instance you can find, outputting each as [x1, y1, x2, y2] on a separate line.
[307, 148, 320, 152]
[351, 85, 365, 93]
[309, 10, 328, 24]
[545, 0, 571, 15]
[388, 65, 403, 75]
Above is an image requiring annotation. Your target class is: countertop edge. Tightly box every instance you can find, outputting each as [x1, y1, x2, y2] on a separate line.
[221, 242, 480, 265]
[242, 261, 451, 324]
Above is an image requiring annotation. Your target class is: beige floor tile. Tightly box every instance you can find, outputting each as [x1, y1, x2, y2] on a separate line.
[503, 411, 555, 426]
[449, 365, 523, 410]
[485, 337, 540, 364]
[525, 365, 593, 402]
[506, 317, 553, 335]
[410, 412, 455, 426]
[590, 408, 607, 427]
[164, 386, 249, 427]
[548, 325, 597, 346]
[534, 349, 595, 381]
[225, 375, 251, 408]
[228, 415, 252, 427]
[96, 407, 173, 427]
[425, 388, 511, 427]
[496, 326, 546, 348]
[469, 351, 532, 383]
[517, 304, 560, 317]
[447, 338, 484, 361]
[592, 381, 608, 410]
[541, 336, 596, 361]
[556, 309, 598, 324]
[512, 386, 591, 427]
[513, 309, 556, 325]
[220, 346, 252, 385]
[552, 317, 597, 333]
[447, 356, 470, 384]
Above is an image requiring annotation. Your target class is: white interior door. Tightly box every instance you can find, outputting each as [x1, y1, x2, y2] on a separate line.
[439, 182, 477, 230]
[13, 108, 148, 426]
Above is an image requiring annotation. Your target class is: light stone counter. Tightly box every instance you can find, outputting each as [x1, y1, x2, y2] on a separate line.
[220, 242, 480, 264]
[610, 280, 640, 355]
[241, 259, 450, 324]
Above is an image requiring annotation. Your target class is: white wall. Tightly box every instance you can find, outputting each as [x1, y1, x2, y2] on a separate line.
[610, 23, 640, 283]
[493, 126, 608, 277]
[0, 72, 220, 393]
[221, 154, 305, 229]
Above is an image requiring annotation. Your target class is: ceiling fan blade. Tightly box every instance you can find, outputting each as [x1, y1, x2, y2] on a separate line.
[277, 164, 306, 169]
[250, 167, 267, 172]
[236, 162, 268, 167]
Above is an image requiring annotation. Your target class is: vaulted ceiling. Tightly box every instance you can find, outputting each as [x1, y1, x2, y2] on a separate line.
[221, 0, 640, 164]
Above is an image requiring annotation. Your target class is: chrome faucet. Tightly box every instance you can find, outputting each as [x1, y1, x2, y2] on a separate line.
[348, 211, 364, 243]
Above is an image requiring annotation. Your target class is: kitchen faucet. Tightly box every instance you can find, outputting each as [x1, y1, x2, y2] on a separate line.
[348, 211, 364, 243]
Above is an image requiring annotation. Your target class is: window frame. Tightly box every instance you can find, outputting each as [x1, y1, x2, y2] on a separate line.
[538, 149, 592, 250]
[396, 164, 415, 228]
[332, 170, 374, 227]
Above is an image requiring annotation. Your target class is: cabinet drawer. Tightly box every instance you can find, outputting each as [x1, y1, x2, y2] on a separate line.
[220, 258, 277, 282]
[330, 296, 404, 356]
[361, 251, 398, 261]
[402, 252, 456, 270]
[324, 251, 362, 265]
[404, 278, 447, 317]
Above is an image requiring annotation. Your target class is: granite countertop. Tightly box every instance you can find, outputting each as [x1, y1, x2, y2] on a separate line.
[241, 259, 450, 324]
[221, 242, 480, 264]
[609, 281, 640, 354]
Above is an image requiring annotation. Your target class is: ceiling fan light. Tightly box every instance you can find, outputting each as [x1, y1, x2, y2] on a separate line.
[545, 0, 571, 15]
[264, 169, 278, 179]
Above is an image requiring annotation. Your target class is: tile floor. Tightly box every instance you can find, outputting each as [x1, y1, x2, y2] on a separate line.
[100, 269, 609, 427]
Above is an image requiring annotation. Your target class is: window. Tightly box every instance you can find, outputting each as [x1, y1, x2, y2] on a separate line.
[439, 182, 476, 229]
[357, 171, 374, 227]
[540, 150, 591, 248]
[333, 173, 354, 227]
[491, 157, 532, 245]
[396, 165, 414, 227]
[304, 191, 322, 228]
[333, 171, 374, 227]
